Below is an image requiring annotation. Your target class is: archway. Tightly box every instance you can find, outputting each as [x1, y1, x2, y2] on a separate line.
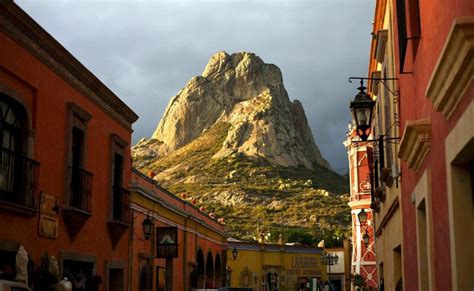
[215, 253, 223, 288]
[205, 251, 214, 288]
[196, 249, 205, 288]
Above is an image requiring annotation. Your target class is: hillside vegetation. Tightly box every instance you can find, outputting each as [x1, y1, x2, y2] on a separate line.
[133, 122, 351, 243]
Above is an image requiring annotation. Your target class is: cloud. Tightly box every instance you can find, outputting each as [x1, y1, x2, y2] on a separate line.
[16, 0, 374, 171]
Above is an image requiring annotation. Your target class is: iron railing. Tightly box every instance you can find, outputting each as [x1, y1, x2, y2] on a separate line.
[113, 185, 130, 223]
[0, 147, 40, 209]
[70, 166, 93, 212]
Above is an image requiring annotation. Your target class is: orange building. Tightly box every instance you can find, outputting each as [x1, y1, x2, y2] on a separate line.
[0, 1, 138, 290]
[129, 170, 227, 291]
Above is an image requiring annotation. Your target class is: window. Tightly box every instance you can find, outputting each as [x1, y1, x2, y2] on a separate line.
[0, 94, 38, 209]
[396, 0, 421, 73]
[393, 245, 403, 291]
[65, 103, 92, 212]
[416, 199, 429, 290]
[110, 134, 129, 223]
[139, 258, 153, 291]
[156, 266, 165, 291]
[413, 171, 434, 290]
[112, 153, 124, 221]
[449, 154, 474, 289]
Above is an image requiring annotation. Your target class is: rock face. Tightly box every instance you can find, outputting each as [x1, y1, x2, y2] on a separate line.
[137, 51, 330, 169]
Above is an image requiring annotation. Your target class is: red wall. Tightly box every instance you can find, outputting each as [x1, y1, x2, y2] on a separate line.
[392, 0, 474, 290]
[0, 28, 133, 289]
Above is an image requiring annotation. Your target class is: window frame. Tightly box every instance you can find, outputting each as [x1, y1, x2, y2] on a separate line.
[0, 92, 38, 212]
[109, 133, 128, 221]
[64, 102, 92, 208]
[396, 0, 422, 74]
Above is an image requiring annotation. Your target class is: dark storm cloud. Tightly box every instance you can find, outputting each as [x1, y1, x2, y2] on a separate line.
[17, 0, 374, 172]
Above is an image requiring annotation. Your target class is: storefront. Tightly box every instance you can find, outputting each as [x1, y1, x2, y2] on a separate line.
[227, 242, 327, 291]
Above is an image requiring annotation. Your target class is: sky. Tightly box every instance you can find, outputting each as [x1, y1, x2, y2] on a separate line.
[17, 0, 375, 173]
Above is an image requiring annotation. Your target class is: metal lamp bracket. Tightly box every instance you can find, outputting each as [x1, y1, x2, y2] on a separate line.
[348, 77, 400, 99]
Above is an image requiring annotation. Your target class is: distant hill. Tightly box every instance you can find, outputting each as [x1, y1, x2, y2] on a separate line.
[133, 51, 350, 241]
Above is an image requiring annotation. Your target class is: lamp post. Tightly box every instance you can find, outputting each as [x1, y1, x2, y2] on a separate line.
[349, 80, 376, 141]
[320, 253, 339, 291]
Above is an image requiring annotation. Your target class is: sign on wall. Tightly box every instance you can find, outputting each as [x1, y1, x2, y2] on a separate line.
[156, 227, 178, 258]
[38, 192, 59, 239]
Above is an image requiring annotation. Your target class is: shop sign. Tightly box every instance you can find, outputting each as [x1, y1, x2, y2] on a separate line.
[156, 227, 178, 258]
[286, 256, 321, 277]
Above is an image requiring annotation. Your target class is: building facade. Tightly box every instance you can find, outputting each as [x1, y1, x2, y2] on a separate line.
[366, 0, 404, 290]
[0, 1, 138, 290]
[344, 134, 378, 290]
[360, 0, 474, 290]
[227, 241, 327, 291]
[129, 170, 228, 291]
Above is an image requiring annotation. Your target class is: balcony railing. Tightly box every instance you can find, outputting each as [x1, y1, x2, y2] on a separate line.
[112, 185, 130, 224]
[70, 166, 93, 212]
[0, 147, 40, 210]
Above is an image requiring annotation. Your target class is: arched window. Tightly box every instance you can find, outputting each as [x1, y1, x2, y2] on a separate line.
[0, 96, 25, 153]
[206, 252, 214, 288]
[215, 253, 223, 288]
[196, 249, 205, 288]
[0, 94, 38, 210]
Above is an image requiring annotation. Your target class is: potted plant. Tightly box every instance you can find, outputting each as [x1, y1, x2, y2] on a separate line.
[352, 274, 367, 291]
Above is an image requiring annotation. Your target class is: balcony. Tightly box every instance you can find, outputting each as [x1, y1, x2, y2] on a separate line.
[112, 186, 130, 224]
[70, 166, 93, 212]
[62, 166, 94, 241]
[0, 147, 40, 215]
[108, 186, 131, 248]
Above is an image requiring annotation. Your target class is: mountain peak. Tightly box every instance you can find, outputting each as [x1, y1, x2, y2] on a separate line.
[202, 51, 264, 77]
[136, 52, 330, 170]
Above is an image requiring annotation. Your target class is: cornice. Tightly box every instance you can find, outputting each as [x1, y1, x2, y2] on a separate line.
[425, 17, 474, 118]
[348, 200, 372, 209]
[129, 184, 226, 236]
[398, 118, 431, 172]
[0, 2, 138, 129]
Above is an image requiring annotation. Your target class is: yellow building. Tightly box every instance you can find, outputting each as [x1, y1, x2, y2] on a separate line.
[227, 241, 327, 291]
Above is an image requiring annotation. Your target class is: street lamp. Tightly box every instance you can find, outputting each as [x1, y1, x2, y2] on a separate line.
[363, 232, 370, 247]
[357, 209, 371, 247]
[350, 80, 375, 141]
[358, 209, 368, 224]
[232, 246, 238, 261]
[320, 253, 339, 291]
[142, 214, 153, 240]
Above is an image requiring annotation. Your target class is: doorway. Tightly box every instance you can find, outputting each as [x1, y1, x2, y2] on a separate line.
[108, 268, 123, 291]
